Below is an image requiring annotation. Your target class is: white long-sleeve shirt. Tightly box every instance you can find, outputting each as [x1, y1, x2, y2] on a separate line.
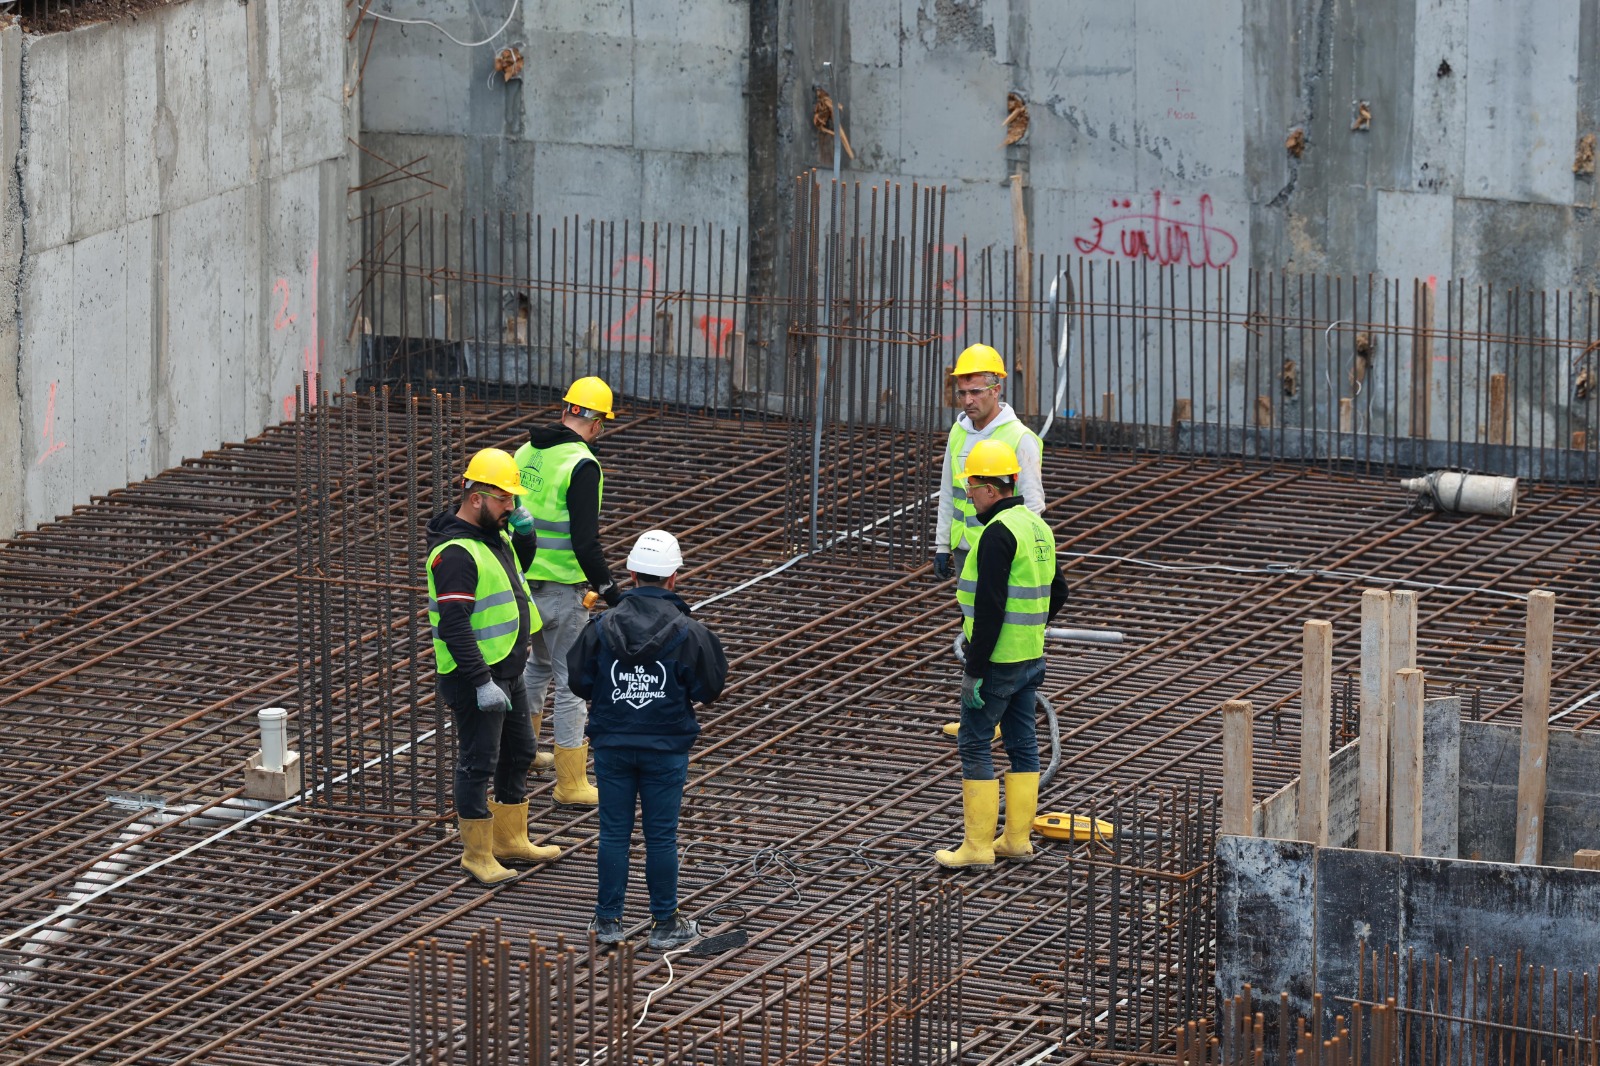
[935, 403, 1046, 552]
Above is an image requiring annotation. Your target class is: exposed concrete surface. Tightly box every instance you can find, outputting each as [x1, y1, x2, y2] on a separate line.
[4, 0, 355, 534]
[1459, 721, 1600, 865]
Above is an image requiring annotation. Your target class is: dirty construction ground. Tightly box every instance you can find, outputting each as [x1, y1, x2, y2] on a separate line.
[2, 397, 1598, 1063]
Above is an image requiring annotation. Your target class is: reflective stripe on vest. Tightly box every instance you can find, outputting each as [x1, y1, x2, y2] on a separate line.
[426, 535, 541, 675]
[513, 439, 604, 583]
[946, 419, 1042, 552]
[955, 505, 1056, 664]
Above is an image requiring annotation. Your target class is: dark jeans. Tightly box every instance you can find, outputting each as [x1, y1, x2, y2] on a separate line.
[592, 746, 689, 922]
[440, 673, 535, 819]
[957, 657, 1044, 780]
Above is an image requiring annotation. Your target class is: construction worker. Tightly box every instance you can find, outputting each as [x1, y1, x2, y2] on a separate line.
[425, 447, 561, 885]
[934, 343, 1045, 581]
[515, 376, 621, 806]
[567, 529, 728, 951]
[936, 343, 1047, 738]
[936, 439, 1068, 870]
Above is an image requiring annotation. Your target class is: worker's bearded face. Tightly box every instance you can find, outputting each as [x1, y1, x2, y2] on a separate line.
[472, 492, 511, 535]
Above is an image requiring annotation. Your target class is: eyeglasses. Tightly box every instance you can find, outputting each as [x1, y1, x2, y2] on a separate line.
[476, 490, 514, 503]
[954, 385, 997, 399]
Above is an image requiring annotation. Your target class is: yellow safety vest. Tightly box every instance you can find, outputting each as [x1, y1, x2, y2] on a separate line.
[956, 504, 1055, 663]
[426, 535, 541, 674]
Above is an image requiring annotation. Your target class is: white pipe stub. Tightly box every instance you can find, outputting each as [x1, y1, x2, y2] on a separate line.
[257, 707, 288, 773]
[1400, 470, 1517, 517]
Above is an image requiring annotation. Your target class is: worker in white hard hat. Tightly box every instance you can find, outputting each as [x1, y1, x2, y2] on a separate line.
[514, 376, 621, 806]
[424, 448, 561, 885]
[566, 529, 728, 952]
[935, 343, 1047, 739]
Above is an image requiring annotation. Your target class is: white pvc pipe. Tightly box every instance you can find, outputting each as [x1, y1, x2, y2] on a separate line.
[1046, 626, 1124, 644]
[258, 707, 288, 773]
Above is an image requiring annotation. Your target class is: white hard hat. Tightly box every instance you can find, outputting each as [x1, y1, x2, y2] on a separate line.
[626, 529, 683, 577]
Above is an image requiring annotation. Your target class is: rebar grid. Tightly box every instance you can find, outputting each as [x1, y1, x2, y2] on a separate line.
[4, 399, 1600, 1062]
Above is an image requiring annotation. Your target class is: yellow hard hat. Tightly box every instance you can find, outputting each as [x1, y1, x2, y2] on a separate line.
[563, 376, 616, 419]
[950, 343, 1007, 379]
[961, 439, 1021, 480]
[462, 448, 527, 496]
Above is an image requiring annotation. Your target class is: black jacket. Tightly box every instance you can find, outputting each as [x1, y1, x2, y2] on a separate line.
[965, 495, 1069, 678]
[567, 586, 728, 753]
[425, 509, 537, 686]
[522, 424, 613, 590]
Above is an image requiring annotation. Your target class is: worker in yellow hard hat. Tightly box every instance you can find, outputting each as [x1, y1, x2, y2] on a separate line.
[936, 343, 1047, 738]
[513, 376, 620, 806]
[936, 439, 1068, 870]
[425, 447, 561, 884]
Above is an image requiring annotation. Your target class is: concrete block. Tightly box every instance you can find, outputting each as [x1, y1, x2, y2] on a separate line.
[1215, 835, 1316, 1027]
[1131, 0, 1245, 189]
[1313, 846, 1400, 1035]
[1027, 3, 1137, 196]
[847, 64, 905, 174]
[165, 192, 225, 461]
[124, 217, 156, 480]
[269, 0, 346, 173]
[123, 14, 162, 221]
[21, 36, 73, 253]
[1409, 0, 1469, 194]
[72, 227, 131, 498]
[640, 150, 745, 231]
[159, 3, 214, 212]
[1575, 850, 1600, 870]
[356, 1, 475, 137]
[532, 143, 642, 221]
[1400, 855, 1600, 979]
[525, 33, 634, 147]
[1420, 696, 1461, 859]
[898, 48, 1010, 181]
[243, 749, 302, 802]
[525, 0, 629, 35]
[634, 0, 745, 52]
[632, 40, 744, 155]
[20, 243, 76, 526]
[1464, 1, 1580, 205]
[204, 0, 252, 192]
[67, 23, 126, 242]
[851, 0, 902, 68]
[904, 0, 1002, 61]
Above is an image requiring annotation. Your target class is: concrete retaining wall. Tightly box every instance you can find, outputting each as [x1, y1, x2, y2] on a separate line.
[0, 0, 356, 535]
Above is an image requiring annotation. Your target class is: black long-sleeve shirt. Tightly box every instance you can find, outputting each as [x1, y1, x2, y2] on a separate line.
[965, 495, 1069, 679]
[425, 510, 537, 686]
[523, 424, 614, 590]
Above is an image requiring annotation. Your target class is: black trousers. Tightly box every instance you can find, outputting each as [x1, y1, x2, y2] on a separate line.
[439, 673, 535, 819]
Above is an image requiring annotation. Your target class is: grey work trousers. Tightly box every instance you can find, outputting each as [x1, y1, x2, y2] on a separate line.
[522, 581, 590, 747]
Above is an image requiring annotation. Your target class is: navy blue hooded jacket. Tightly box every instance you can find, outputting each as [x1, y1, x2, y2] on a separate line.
[567, 585, 728, 753]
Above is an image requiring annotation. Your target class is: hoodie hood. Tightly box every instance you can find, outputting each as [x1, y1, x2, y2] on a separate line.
[599, 587, 691, 664]
[425, 509, 499, 550]
[957, 401, 1020, 435]
[526, 422, 599, 454]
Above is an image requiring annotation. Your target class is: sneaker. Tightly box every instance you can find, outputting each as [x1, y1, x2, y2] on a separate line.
[590, 916, 628, 946]
[647, 913, 700, 951]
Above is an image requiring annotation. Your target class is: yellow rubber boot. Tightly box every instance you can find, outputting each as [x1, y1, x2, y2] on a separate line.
[530, 713, 555, 771]
[458, 816, 518, 885]
[934, 779, 999, 869]
[993, 771, 1040, 862]
[488, 799, 561, 863]
[553, 742, 599, 806]
[941, 721, 1001, 739]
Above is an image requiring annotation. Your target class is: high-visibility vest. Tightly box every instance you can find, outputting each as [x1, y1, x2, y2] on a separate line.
[946, 419, 1041, 552]
[956, 504, 1056, 664]
[513, 440, 604, 584]
[426, 535, 541, 675]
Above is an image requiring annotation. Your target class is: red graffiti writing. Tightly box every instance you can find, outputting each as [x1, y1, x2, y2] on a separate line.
[1073, 192, 1238, 269]
[697, 314, 735, 356]
[272, 279, 297, 329]
[605, 255, 656, 345]
[37, 379, 66, 465]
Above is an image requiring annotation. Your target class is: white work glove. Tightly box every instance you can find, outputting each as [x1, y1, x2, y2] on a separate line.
[475, 680, 511, 712]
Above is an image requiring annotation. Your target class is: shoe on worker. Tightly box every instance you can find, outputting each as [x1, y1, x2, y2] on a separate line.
[647, 913, 700, 951]
[590, 916, 628, 946]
